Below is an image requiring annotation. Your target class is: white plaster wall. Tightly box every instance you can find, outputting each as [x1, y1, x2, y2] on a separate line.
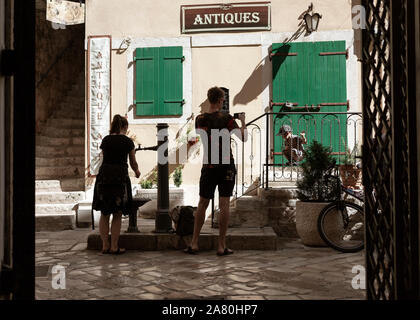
[86, 0, 354, 37]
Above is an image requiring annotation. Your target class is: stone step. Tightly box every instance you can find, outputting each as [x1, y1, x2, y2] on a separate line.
[36, 191, 85, 204]
[36, 203, 77, 215]
[52, 109, 84, 119]
[55, 96, 84, 105]
[36, 180, 62, 192]
[43, 126, 84, 138]
[36, 213, 76, 231]
[221, 207, 270, 228]
[234, 195, 265, 210]
[36, 145, 84, 157]
[36, 156, 84, 167]
[57, 96, 86, 112]
[36, 178, 85, 192]
[36, 166, 84, 180]
[87, 218, 279, 250]
[36, 135, 84, 147]
[46, 118, 85, 129]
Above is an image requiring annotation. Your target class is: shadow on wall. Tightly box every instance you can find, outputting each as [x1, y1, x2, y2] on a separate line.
[232, 44, 290, 109]
[232, 5, 311, 109]
[199, 98, 211, 114]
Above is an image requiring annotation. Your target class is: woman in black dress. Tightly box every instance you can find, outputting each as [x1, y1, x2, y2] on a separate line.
[92, 114, 141, 254]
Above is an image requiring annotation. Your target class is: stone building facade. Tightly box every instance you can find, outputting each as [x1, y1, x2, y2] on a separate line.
[84, 0, 362, 210]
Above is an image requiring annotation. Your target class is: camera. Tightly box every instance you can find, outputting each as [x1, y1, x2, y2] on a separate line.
[233, 112, 245, 119]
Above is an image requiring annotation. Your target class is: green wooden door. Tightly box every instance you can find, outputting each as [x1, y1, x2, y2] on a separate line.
[272, 41, 347, 165]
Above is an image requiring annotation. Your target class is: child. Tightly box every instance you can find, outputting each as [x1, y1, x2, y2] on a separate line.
[277, 124, 307, 166]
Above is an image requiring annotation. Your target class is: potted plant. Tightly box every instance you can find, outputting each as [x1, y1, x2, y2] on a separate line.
[172, 166, 183, 188]
[339, 143, 362, 189]
[136, 168, 184, 219]
[140, 179, 154, 189]
[295, 140, 340, 246]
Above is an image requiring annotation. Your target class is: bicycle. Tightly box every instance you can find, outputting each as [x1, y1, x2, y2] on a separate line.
[317, 162, 364, 253]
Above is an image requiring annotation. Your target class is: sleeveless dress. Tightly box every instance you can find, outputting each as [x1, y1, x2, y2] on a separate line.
[92, 134, 135, 216]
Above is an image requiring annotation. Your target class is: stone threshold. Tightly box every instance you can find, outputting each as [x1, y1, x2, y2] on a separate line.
[87, 218, 284, 251]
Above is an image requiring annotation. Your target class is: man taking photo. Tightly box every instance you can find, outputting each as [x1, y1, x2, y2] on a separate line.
[184, 86, 247, 256]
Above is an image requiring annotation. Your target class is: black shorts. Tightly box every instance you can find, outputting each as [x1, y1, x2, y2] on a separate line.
[199, 164, 236, 199]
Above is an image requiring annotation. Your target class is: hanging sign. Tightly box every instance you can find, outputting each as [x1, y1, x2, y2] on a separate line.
[181, 2, 271, 33]
[46, 0, 85, 25]
[87, 36, 111, 176]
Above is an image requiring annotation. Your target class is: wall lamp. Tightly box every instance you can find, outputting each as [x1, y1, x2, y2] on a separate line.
[304, 3, 322, 34]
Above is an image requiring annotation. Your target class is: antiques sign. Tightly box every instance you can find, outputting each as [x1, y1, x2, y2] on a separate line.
[87, 36, 111, 176]
[181, 2, 271, 33]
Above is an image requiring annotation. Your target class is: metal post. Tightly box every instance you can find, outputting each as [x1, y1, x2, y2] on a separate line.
[126, 205, 139, 233]
[155, 123, 172, 233]
[265, 113, 269, 189]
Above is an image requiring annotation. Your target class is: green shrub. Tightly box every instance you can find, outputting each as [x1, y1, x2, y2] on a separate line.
[173, 166, 183, 188]
[140, 180, 154, 189]
[296, 140, 340, 202]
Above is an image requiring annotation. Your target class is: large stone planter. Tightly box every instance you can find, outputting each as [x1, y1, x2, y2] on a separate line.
[136, 188, 184, 219]
[295, 201, 329, 246]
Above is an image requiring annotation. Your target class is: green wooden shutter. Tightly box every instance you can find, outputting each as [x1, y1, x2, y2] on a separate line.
[135, 47, 159, 116]
[135, 46, 184, 116]
[160, 46, 184, 116]
[272, 41, 347, 165]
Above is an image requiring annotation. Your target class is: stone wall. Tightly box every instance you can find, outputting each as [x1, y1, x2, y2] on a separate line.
[261, 188, 298, 238]
[35, 0, 84, 133]
[215, 187, 299, 238]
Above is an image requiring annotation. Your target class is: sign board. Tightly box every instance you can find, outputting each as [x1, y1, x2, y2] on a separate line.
[87, 36, 111, 176]
[46, 0, 85, 25]
[181, 2, 271, 33]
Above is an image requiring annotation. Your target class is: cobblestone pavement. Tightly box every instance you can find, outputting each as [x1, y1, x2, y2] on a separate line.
[35, 229, 366, 300]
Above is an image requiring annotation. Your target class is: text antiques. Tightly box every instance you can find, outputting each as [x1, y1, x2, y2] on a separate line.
[181, 2, 271, 33]
[87, 36, 111, 176]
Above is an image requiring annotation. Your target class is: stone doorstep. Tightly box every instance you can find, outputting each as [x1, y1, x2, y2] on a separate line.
[87, 229, 279, 251]
[36, 213, 75, 232]
[87, 217, 279, 251]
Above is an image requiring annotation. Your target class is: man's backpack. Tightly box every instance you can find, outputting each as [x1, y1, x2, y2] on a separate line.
[169, 206, 196, 236]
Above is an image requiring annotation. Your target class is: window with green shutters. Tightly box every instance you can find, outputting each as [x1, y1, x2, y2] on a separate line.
[271, 41, 348, 165]
[135, 46, 184, 116]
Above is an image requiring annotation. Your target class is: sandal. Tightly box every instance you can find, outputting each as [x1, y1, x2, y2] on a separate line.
[110, 248, 126, 255]
[217, 248, 234, 256]
[184, 246, 199, 255]
[101, 248, 110, 254]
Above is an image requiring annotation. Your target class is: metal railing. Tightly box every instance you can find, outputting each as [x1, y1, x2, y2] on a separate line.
[210, 111, 363, 227]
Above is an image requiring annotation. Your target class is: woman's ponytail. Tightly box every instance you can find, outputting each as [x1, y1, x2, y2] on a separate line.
[110, 114, 128, 134]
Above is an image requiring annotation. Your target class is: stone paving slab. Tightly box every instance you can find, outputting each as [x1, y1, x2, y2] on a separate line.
[35, 226, 366, 300]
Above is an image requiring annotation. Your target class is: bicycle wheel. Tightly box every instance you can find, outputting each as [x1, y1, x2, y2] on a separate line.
[317, 201, 364, 253]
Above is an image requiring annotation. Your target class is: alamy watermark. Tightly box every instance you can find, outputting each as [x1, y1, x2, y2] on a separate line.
[352, 5, 366, 30]
[51, 264, 67, 290]
[155, 127, 247, 166]
[351, 265, 366, 290]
